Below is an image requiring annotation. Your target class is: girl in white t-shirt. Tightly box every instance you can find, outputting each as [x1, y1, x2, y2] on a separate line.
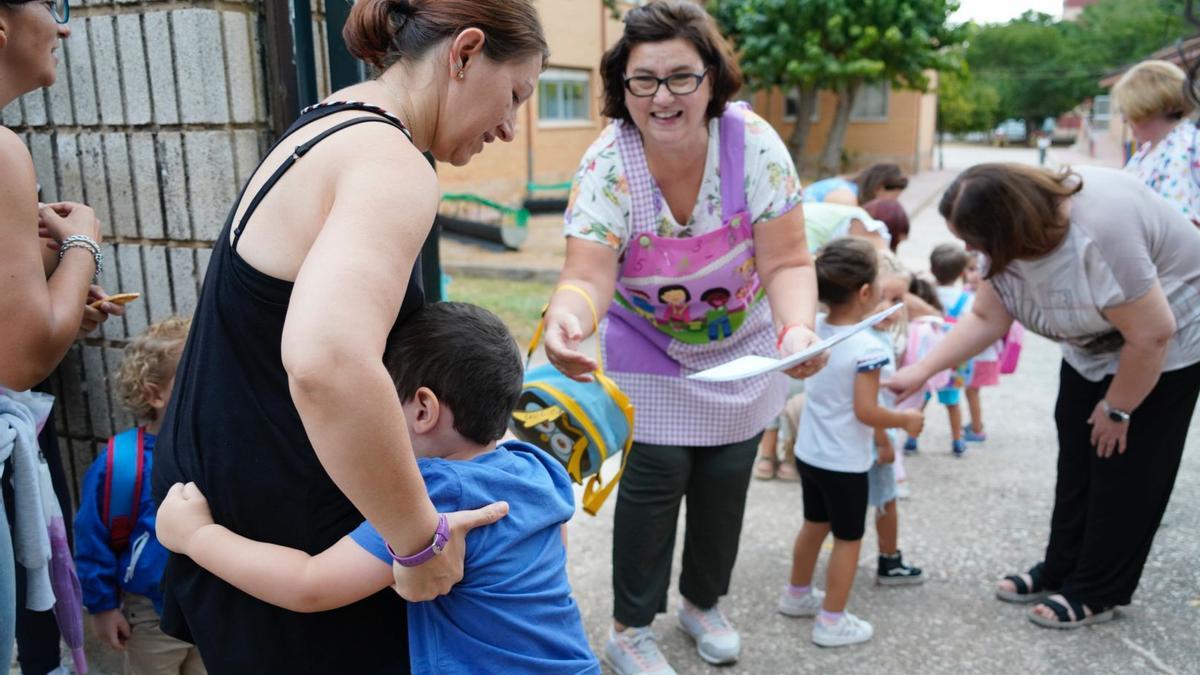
[778, 238, 924, 647]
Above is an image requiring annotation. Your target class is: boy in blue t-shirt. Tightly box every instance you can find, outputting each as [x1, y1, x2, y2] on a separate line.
[155, 302, 598, 675]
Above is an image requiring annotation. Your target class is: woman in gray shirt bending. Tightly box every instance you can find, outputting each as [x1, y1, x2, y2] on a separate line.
[890, 163, 1200, 629]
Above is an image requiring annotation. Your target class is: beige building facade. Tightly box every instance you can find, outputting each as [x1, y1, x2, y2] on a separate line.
[439, 0, 938, 204]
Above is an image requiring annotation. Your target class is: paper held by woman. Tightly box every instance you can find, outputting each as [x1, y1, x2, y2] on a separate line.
[688, 304, 903, 382]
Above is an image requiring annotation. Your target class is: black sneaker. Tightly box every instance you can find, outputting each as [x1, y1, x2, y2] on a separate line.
[877, 552, 925, 586]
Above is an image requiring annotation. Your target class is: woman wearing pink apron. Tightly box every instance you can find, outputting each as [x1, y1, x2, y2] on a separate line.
[542, 3, 822, 673]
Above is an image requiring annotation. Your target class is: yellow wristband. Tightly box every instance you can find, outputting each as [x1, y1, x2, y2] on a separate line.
[555, 284, 598, 332]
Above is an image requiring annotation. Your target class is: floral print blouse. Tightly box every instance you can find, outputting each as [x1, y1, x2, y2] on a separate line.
[564, 109, 803, 250]
[1124, 121, 1200, 223]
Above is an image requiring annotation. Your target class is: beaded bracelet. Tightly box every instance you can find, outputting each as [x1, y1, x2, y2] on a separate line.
[59, 235, 102, 282]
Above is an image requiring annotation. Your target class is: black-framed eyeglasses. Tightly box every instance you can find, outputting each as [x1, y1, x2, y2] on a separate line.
[623, 70, 708, 98]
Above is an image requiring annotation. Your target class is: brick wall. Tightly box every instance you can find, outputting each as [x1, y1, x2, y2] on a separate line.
[2, 0, 272, 504]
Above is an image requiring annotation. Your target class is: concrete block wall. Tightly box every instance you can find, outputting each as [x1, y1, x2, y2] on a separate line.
[2, 0, 272, 505]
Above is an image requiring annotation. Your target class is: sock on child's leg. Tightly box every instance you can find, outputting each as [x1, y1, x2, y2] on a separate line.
[787, 584, 812, 597]
[818, 609, 844, 624]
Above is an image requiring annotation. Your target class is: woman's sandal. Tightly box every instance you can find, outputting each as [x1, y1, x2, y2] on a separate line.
[752, 456, 777, 480]
[775, 458, 800, 482]
[1029, 594, 1116, 630]
[996, 562, 1053, 604]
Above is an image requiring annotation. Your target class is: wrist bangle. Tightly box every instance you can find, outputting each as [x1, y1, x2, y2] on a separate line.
[58, 236, 102, 283]
[776, 323, 808, 350]
[386, 513, 451, 568]
[555, 284, 599, 332]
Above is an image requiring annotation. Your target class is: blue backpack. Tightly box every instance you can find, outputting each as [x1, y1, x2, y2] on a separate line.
[511, 318, 634, 515]
[102, 427, 145, 553]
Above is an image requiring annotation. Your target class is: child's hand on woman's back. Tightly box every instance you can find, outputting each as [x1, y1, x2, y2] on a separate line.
[156, 482, 215, 556]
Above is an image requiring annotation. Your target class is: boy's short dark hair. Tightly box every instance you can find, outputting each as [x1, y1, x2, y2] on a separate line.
[929, 243, 970, 285]
[384, 302, 523, 445]
[816, 237, 878, 307]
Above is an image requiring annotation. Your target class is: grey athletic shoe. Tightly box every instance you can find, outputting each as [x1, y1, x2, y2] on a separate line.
[603, 627, 677, 675]
[677, 602, 741, 665]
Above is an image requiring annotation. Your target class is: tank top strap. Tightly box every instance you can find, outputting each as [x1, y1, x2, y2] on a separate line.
[231, 101, 411, 250]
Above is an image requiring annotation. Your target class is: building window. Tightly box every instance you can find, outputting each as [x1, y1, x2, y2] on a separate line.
[783, 88, 818, 122]
[851, 81, 889, 121]
[539, 69, 590, 124]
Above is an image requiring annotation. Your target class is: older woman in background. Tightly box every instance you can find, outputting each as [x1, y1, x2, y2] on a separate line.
[1113, 59, 1200, 223]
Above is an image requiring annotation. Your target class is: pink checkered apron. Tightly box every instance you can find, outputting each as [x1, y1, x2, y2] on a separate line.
[599, 104, 787, 446]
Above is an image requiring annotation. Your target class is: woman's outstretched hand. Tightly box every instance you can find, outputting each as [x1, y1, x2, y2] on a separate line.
[779, 325, 828, 379]
[391, 501, 510, 602]
[542, 310, 598, 382]
[884, 364, 928, 403]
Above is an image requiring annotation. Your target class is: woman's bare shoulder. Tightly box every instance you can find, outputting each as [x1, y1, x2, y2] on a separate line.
[0, 128, 37, 223]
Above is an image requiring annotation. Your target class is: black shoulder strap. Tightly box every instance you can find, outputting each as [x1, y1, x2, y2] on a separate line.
[231, 102, 410, 250]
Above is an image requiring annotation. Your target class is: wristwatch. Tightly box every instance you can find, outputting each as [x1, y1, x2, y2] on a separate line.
[387, 513, 451, 567]
[1102, 399, 1131, 423]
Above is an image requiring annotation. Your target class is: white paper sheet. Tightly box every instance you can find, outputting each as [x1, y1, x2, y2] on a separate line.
[687, 303, 904, 382]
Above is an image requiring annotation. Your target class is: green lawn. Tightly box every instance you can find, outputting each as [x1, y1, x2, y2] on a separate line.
[444, 275, 557, 348]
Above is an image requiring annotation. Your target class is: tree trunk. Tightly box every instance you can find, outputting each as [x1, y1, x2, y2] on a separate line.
[819, 79, 862, 177]
[787, 85, 819, 174]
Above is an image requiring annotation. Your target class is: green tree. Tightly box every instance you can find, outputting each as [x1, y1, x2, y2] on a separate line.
[714, 0, 966, 175]
[937, 64, 1000, 135]
[1075, 0, 1189, 71]
[965, 13, 1091, 137]
[965, 1, 1191, 135]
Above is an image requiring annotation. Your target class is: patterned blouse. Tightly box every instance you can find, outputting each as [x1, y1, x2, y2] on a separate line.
[564, 109, 803, 250]
[1124, 120, 1200, 223]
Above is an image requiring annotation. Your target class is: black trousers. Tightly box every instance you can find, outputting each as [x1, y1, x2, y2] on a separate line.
[612, 433, 761, 627]
[1042, 360, 1200, 607]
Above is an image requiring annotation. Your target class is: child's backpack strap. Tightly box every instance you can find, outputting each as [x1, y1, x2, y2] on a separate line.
[103, 427, 146, 553]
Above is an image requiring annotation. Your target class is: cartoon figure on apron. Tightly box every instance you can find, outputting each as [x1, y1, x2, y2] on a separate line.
[600, 103, 787, 445]
[628, 289, 656, 318]
[702, 288, 733, 341]
[658, 285, 691, 331]
[734, 259, 756, 309]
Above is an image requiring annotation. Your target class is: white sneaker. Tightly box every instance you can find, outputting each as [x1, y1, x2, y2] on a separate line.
[811, 612, 874, 647]
[677, 603, 740, 665]
[603, 627, 677, 675]
[777, 586, 826, 617]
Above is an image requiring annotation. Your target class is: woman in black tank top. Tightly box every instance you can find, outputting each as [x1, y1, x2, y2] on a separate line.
[151, 3, 547, 672]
